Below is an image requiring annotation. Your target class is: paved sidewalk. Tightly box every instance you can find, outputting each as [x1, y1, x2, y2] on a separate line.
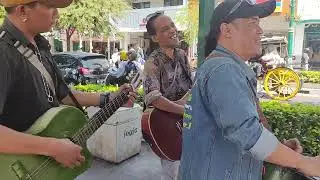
[76, 142, 162, 180]
[76, 107, 163, 180]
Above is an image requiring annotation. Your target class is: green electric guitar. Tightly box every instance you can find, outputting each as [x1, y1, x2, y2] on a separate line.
[0, 73, 142, 180]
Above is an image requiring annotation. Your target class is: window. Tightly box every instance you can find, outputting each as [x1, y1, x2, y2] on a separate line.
[132, 2, 141, 9]
[143, 2, 150, 8]
[164, 0, 183, 6]
[53, 55, 77, 67]
[81, 56, 109, 69]
[132, 1, 150, 9]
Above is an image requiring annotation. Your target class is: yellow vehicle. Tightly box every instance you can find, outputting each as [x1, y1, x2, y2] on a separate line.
[263, 67, 301, 100]
[258, 36, 302, 100]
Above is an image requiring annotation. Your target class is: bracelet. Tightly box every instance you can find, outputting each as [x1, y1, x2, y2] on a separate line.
[99, 92, 110, 108]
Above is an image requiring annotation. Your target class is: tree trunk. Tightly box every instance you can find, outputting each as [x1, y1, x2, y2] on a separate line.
[66, 27, 76, 52]
[66, 35, 71, 51]
[89, 36, 93, 53]
[79, 33, 83, 51]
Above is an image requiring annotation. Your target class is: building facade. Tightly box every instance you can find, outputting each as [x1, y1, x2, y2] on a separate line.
[115, 0, 188, 55]
[294, 0, 320, 66]
[52, 0, 299, 61]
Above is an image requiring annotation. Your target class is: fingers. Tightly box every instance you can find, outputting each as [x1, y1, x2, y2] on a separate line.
[128, 92, 138, 99]
[120, 83, 131, 91]
[77, 155, 85, 162]
[64, 155, 85, 169]
[293, 138, 301, 146]
[284, 138, 303, 153]
[127, 92, 137, 103]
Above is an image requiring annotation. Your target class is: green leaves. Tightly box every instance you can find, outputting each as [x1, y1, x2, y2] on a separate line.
[0, 7, 5, 25]
[57, 0, 130, 37]
[261, 101, 320, 156]
[176, 0, 199, 45]
[73, 84, 119, 92]
[73, 84, 145, 107]
[300, 71, 320, 84]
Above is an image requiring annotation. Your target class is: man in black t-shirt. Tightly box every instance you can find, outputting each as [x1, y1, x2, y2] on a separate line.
[0, 0, 136, 169]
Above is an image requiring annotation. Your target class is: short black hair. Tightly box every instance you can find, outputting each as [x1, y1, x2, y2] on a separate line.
[5, 1, 38, 14]
[146, 11, 164, 36]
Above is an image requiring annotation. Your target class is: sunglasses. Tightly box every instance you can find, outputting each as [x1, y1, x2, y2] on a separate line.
[145, 11, 164, 22]
[225, 0, 256, 19]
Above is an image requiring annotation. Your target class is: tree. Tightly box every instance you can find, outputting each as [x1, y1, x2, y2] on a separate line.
[0, 7, 6, 24]
[176, 0, 199, 46]
[57, 0, 130, 51]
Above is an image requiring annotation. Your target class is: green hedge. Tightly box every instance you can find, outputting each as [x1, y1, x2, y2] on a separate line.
[300, 71, 320, 84]
[261, 101, 320, 156]
[73, 84, 120, 93]
[73, 84, 144, 107]
[73, 85, 320, 156]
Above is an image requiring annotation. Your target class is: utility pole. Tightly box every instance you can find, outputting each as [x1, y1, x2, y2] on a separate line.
[197, 0, 216, 66]
[288, 0, 296, 67]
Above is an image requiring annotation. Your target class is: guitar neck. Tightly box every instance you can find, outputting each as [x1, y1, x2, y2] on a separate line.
[71, 89, 129, 146]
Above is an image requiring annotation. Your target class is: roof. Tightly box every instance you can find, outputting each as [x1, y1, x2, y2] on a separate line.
[52, 52, 106, 59]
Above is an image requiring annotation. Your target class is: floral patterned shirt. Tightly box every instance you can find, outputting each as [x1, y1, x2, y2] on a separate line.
[143, 48, 192, 106]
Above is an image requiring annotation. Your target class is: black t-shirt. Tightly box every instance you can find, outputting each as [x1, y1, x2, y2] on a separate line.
[0, 18, 69, 132]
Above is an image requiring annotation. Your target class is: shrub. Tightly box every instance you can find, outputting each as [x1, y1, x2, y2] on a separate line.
[300, 71, 320, 84]
[261, 101, 320, 156]
[73, 84, 145, 107]
[73, 84, 119, 93]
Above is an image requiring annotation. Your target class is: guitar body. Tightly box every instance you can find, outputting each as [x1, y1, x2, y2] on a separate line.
[263, 162, 315, 180]
[0, 106, 92, 180]
[141, 108, 183, 161]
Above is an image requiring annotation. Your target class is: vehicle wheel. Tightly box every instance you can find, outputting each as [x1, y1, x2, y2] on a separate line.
[263, 67, 301, 101]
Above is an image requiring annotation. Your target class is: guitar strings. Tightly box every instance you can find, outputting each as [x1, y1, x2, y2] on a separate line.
[72, 91, 127, 144]
[28, 76, 141, 178]
[72, 91, 128, 144]
[28, 92, 129, 178]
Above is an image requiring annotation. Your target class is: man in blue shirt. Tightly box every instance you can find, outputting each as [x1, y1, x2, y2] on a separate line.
[179, 0, 320, 179]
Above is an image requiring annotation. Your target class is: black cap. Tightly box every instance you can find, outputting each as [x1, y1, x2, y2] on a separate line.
[205, 0, 276, 55]
[217, 0, 275, 32]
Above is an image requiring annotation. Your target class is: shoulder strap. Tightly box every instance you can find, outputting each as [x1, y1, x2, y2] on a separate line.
[0, 31, 56, 96]
[0, 31, 86, 114]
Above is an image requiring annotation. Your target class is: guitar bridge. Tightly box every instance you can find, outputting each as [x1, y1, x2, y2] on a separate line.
[11, 161, 32, 180]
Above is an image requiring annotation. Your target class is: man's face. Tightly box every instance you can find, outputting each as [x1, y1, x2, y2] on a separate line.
[152, 16, 179, 48]
[25, 2, 59, 33]
[229, 16, 263, 59]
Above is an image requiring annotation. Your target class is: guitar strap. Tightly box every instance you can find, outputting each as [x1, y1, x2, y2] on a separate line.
[205, 53, 270, 127]
[0, 30, 85, 114]
[0, 31, 56, 96]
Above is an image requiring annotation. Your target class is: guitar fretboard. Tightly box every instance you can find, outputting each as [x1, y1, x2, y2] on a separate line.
[71, 89, 129, 146]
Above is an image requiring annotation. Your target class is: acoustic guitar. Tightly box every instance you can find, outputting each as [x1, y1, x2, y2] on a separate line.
[141, 92, 190, 161]
[263, 162, 319, 180]
[0, 73, 142, 180]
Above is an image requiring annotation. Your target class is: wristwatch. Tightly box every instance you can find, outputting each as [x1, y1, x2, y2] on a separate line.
[99, 92, 110, 108]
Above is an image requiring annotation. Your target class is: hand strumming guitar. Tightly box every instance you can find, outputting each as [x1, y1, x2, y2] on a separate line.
[109, 84, 138, 108]
[47, 138, 85, 168]
[283, 138, 303, 154]
[175, 90, 191, 106]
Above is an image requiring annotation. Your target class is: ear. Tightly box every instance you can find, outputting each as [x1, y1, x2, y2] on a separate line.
[151, 35, 159, 43]
[220, 23, 232, 39]
[14, 5, 29, 21]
